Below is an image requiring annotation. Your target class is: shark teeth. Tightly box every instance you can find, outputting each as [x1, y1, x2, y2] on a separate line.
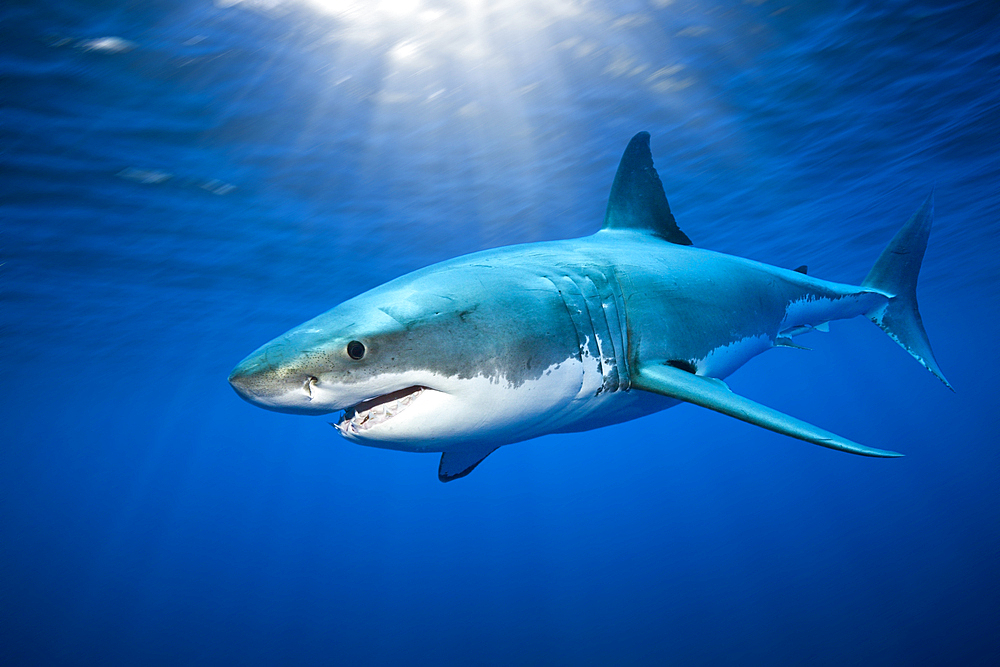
[336, 386, 425, 435]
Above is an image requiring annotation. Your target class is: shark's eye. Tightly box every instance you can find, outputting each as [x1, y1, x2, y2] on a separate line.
[347, 340, 366, 360]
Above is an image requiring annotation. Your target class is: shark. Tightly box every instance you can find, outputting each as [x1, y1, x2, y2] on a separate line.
[229, 132, 951, 482]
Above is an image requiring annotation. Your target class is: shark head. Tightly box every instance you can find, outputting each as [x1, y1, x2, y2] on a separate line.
[228, 256, 594, 451]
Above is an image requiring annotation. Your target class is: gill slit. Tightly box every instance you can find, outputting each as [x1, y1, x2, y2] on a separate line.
[546, 269, 629, 396]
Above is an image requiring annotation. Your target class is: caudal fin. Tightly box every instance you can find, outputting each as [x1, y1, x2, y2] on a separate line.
[862, 194, 952, 390]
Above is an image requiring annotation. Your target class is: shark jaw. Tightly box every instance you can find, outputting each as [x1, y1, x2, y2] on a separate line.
[231, 349, 612, 452]
[335, 385, 428, 436]
[229, 361, 449, 438]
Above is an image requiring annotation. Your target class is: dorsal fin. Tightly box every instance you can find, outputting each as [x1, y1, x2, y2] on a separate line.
[601, 132, 692, 245]
[794, 265, 808, 274]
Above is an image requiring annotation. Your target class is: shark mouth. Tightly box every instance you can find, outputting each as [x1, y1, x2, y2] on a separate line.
[335, 386, 427, 435]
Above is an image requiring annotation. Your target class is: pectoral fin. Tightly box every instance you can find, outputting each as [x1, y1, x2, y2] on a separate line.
[632, 364, 902, 457]
[439, 444, 500, 482]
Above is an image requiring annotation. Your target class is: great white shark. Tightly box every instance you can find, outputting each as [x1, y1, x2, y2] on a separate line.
[229, 132, 951, 481]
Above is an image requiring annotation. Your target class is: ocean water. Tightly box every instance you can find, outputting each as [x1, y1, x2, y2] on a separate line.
[3, 0, 999, 665]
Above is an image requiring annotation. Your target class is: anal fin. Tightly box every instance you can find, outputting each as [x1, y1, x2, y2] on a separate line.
[632, 364, 901, 457]
[439, 444, 500, 482]
[775, 336, 810, 350]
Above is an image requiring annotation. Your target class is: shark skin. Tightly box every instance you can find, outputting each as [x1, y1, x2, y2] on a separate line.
[229, 132, 950, 481]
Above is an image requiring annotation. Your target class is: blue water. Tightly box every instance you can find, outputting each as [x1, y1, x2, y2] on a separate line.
[3, 1, 999, 664]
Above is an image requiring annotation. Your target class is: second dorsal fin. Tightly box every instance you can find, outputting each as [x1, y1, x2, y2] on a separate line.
[601, 132, 692, 245]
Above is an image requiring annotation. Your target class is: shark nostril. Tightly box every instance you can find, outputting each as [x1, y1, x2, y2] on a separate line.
[303, 376, 318, 399]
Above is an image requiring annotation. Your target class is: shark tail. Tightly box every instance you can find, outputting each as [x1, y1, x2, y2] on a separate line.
[862, 194, 952, 390]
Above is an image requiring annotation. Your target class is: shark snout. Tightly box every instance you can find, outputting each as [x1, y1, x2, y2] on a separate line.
[228, 347, 335, 415]
[227, 358, 260, 402]
[228, 354, 281, 405]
